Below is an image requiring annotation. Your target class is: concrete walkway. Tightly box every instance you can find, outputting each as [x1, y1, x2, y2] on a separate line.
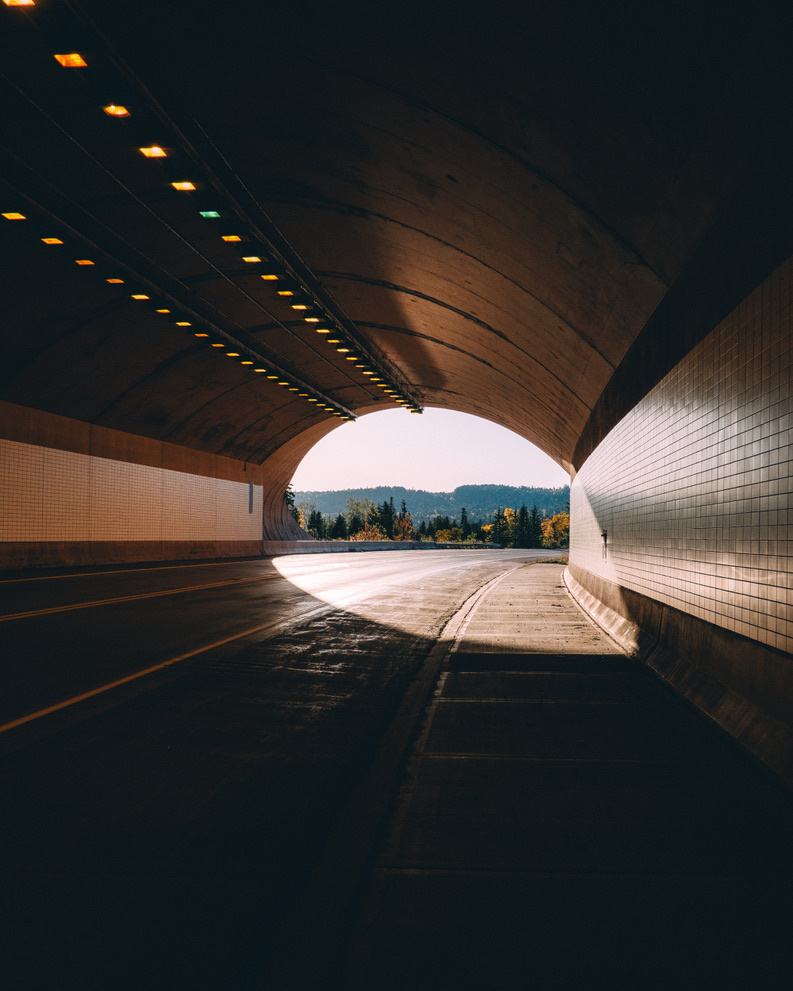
[340, 563, 793, 990]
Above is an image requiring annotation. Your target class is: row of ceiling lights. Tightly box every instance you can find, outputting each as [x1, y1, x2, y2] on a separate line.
[3, 0, 422, 415]
[1, 208, 356, 418]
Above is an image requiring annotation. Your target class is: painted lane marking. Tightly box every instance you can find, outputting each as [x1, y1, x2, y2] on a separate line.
[0, 574, 279, 623]
[0, 558, 263, 585]
[0, 602, 333, 736]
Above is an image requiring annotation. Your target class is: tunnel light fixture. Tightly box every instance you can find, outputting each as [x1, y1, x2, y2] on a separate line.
[106, 278, 124, 283]
[288, 386, 299, 391]
[54, 53, 87, 68]
[41, 237, 63, 244]
[211, 343, 225, 348]
[266, 375, 278, 379]
[2, 212, 26, 220]
[277, 381, 289, 386]
[226, 352, 240, 357]
[291, 303, 308, 311]
[156, 307, 171, 313]
[221, 234, 243, 242]
[336, 347, 350, 353]
[304, 316, 320, 323]
[363, 371, 375, 376]
[254, 368, 267, 373]
[199, 210, 221, 219]
[131, 293, 150, 300]
[4, 2, 37, 7]
[240, 360, 253, 365]
[103, 104, 130, 117]
[260, 273, 279, 281]
[345, 356, 358, 361]
[194, 332, 209, 338]
[139, 146, 166, 158]
[175, 321, 192, 326]
[171, 181, 196, 191]
[242, 255, 261, 263]
[327, 338, 341, 344]
[277, 289, 294, 296]
[315, 328, 331, 334]
[298, 392, 308, 397]
[75, 259, 95, 265]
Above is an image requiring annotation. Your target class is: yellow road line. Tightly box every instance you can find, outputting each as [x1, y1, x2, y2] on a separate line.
[0, 558, 261, 585]
[0, 574, 277, 623]
[0, 604, 331, 736]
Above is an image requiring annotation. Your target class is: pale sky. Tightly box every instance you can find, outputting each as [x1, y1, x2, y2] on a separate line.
[291, 408, 570, 491]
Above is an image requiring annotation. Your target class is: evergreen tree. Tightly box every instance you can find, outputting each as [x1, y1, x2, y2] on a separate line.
[329, 513, 348, 539]
[515, 504, 530, 548]
[528, 504, 543, 548]
[491, 508, 509, 546]
[347, 512, 364, 536]
[307, 509, 326, 539]
[460, 507, 471, 539]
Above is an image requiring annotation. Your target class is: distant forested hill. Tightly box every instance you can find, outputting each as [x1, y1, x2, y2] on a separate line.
[294, 484, 569, 523]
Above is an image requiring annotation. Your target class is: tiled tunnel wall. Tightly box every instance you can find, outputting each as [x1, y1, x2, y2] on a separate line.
[0, 438, 263, 543]
[568, 255, 793, 780]
[0, 402, 265, 566]
[570, 255, 793, 655]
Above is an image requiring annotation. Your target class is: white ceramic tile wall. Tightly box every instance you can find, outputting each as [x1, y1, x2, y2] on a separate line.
[0, 440, 263, 542]
[571, 256, 793, 654]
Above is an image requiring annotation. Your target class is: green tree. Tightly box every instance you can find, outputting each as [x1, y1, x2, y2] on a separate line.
[460, 507, 471, 539]
[307, 509, 326, 539]
[347, 512, 364, 536]
[515, 504, 530, 548]
[329, 513, 348, 539]
[528, 504, 543, 548]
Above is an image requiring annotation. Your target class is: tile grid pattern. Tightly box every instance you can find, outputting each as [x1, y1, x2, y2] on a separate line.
[0, 438, 262, 541]
[571, 255, 793, 654]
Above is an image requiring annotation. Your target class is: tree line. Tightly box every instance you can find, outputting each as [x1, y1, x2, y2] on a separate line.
[292, 484, 569, 523]
[286, 489, 569, 548]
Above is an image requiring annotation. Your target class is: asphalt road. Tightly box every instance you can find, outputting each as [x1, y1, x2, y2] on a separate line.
[0, 548, 559, 990]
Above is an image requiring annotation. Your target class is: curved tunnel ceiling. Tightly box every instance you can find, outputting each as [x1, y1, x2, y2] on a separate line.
[1, 1, 789, 476]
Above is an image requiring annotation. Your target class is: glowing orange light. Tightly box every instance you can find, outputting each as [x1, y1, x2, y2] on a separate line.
[194, 333, 209, 338]
[171, 181, 196, 191]
[363, 371, 374, 376]
[288, 387, 299, 391]
[298, 393, 309, 397]
[336, 347, 350, 353]
[54, 53, 87, 68]
[315, 328, 331, 334]
[304, 316, 320, 322]
[3, 212, 25, 220]
[226, 352, 241, 357]
[291, 304, 308, 310]
[260, 274, 279, 281]
[41, 238, 63, 245]
[266, 375, 278, 380]
[242, 256, 261, 263]
[254, 368, 266, 373]
[277, 290, 294, 296]
[241, 360, 253, 365]
[103, 104, 130, 118]
[156, 308, 171, 313]
[106, 278, 125, 284]
[4, 2, 37, 7]
[277, 381, 289, 386]
[139, 146, 166, 158]
[211, 343, 225, 348]
[345, 357, 358, 361]
[308, 398, 318, 402]
[75, 259, 94, 266]
[131, 294, 150, 300]
[175, 321, 192, 326]
[221, 234, 242, 242]
[327, 339, 341, 344]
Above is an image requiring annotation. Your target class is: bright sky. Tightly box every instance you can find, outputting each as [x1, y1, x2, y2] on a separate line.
[291, 408, 570, 491]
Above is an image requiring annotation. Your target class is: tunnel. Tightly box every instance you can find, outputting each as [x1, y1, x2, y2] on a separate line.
[2, 1, 793, 986]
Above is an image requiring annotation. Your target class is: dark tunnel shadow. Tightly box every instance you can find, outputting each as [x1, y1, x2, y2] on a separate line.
[1, 554, 793, 991]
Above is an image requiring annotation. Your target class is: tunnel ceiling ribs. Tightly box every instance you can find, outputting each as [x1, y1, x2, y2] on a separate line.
[0, 0, 784, 468]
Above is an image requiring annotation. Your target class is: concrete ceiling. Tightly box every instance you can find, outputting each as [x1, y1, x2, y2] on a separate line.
[1, 0, 789, 475]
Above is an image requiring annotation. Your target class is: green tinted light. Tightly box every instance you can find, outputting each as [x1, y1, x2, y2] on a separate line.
[199, 210, 221, 219]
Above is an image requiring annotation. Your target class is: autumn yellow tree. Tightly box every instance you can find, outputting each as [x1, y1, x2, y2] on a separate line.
[541, 511, 570, 548]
